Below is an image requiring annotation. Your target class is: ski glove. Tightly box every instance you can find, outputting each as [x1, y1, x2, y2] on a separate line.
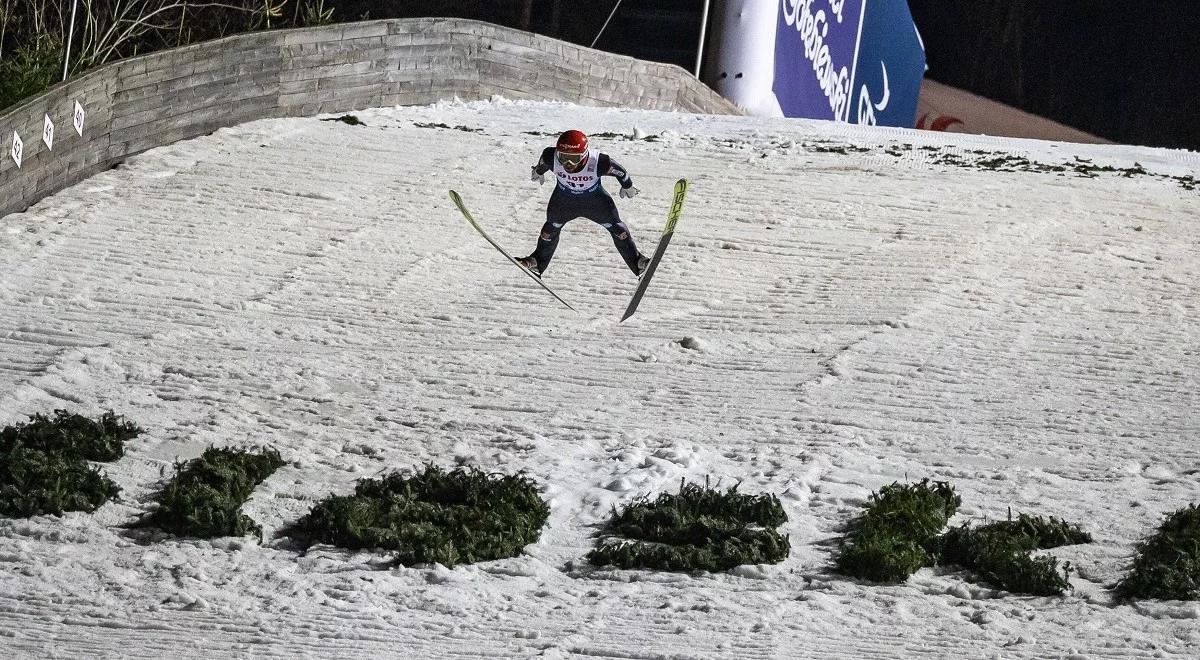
[619, 185, 639, 199]
[531, 166, 545, 185]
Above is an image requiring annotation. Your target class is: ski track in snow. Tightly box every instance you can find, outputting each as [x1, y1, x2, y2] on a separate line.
[0, 99, 1198, 658]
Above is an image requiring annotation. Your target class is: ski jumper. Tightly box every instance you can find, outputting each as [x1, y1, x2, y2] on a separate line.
[529, 146, 641, 275]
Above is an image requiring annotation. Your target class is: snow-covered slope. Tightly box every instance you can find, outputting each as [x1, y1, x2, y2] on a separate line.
[1, 99, 1198, 658]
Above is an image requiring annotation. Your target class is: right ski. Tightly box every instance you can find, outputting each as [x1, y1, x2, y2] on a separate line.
[621, 178, 687, 322]
[450, 190, 576, 312]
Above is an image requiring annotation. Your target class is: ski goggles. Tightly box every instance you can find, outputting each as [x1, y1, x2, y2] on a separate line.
[556, 150, 587, 169]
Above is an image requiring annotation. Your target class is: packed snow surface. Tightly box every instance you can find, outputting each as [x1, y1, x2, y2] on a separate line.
[1, 98, 1198, 658]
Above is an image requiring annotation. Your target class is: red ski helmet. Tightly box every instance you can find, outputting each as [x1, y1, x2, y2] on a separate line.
[556, 130, 589, 169]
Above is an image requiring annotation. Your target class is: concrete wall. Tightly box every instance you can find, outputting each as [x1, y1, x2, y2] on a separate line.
[0, 18, 740, 220]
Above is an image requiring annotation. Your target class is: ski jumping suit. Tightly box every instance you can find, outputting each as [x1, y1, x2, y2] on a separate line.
[529, 146, 641, 275]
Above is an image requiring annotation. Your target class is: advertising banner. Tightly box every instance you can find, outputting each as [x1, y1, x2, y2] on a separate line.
[708, 0, 926, 128]
[847, 0, 925, 127]
[773, 0, 864, 122]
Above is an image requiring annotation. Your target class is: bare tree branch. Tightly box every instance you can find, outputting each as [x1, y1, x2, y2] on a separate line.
[74, 0, 285, 68]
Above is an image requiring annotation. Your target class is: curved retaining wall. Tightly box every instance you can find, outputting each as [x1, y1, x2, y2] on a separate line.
[0, 18, 740, 220]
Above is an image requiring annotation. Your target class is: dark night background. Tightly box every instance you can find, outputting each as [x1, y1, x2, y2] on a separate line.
[330, 1, 1199, 151]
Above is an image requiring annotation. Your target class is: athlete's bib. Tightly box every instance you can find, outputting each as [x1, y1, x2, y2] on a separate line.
[553, 149, 601, 194]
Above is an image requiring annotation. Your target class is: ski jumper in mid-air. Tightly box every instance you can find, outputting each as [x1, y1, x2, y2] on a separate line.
[517, 130, 649, 277]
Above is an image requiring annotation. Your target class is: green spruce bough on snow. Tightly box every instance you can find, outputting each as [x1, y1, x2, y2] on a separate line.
[292, 465, 550, 568]
[322, 114, 364, 126]
[834, 479, 961, 583]
[0, 410, 140, 517]
[588, 480, 790, 572]
[0, 410, 140, 462]
[936, 513, 1092, 596]
[834, 480, 1093, 595]
[143, 447, 285, 540]
[1115, 504, 1200, 601]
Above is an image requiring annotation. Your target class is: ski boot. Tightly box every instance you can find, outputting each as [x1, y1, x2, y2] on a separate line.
[517, 256, 540, 277]
[636, 253, 651, 277]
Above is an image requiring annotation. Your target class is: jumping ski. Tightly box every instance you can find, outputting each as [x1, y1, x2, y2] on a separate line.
[621, 178, 688, 322]
[450, 190, 577, 312]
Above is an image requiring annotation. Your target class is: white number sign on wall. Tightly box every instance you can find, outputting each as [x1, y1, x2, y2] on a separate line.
[74, 101, 86, 136]
[10, 132, 21, 168]
[43, 114, 55, 150]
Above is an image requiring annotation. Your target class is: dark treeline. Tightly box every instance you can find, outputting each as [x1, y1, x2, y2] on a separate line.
[281, 0, 612, 45]
[0, 0, 614, 109]
[0, 1, 606, 66]
[906, 0, 1200, 150]
[1, 1, 302, 107]
[4, 1, 1196, 150]
[342, 0, 1200, 151]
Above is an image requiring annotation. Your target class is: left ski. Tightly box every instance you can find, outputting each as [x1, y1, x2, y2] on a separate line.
[450, 190, 577, 312]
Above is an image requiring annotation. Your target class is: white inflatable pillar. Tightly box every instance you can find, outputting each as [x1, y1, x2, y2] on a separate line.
[703, 0, 785, 118]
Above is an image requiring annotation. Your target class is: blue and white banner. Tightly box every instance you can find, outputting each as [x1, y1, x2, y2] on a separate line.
[708, 0, 925, 128]
[844, 0, 925, 127]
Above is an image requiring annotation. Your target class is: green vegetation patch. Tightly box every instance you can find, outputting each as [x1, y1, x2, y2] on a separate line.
[521, 130, 659, 142]
[798, 140, 1195, 192]
[834, 479, 960, 583]
[1115, 505, 1200, 601]
[833, 480, 1092, 595]
[0, 444, 122, 517]
[323, 114, 364, 126]
[588, 480, 789, 572]
[937, 513, 1092, 596]
[143, 447, 285, 540]
[0, 38, 62, 111]
[292, 465, 550, 568]
[0, 410, 139, 517]
[414, 122, 481, 133]
[810, 142, 872, 155]
[1, 410, 140, 461]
